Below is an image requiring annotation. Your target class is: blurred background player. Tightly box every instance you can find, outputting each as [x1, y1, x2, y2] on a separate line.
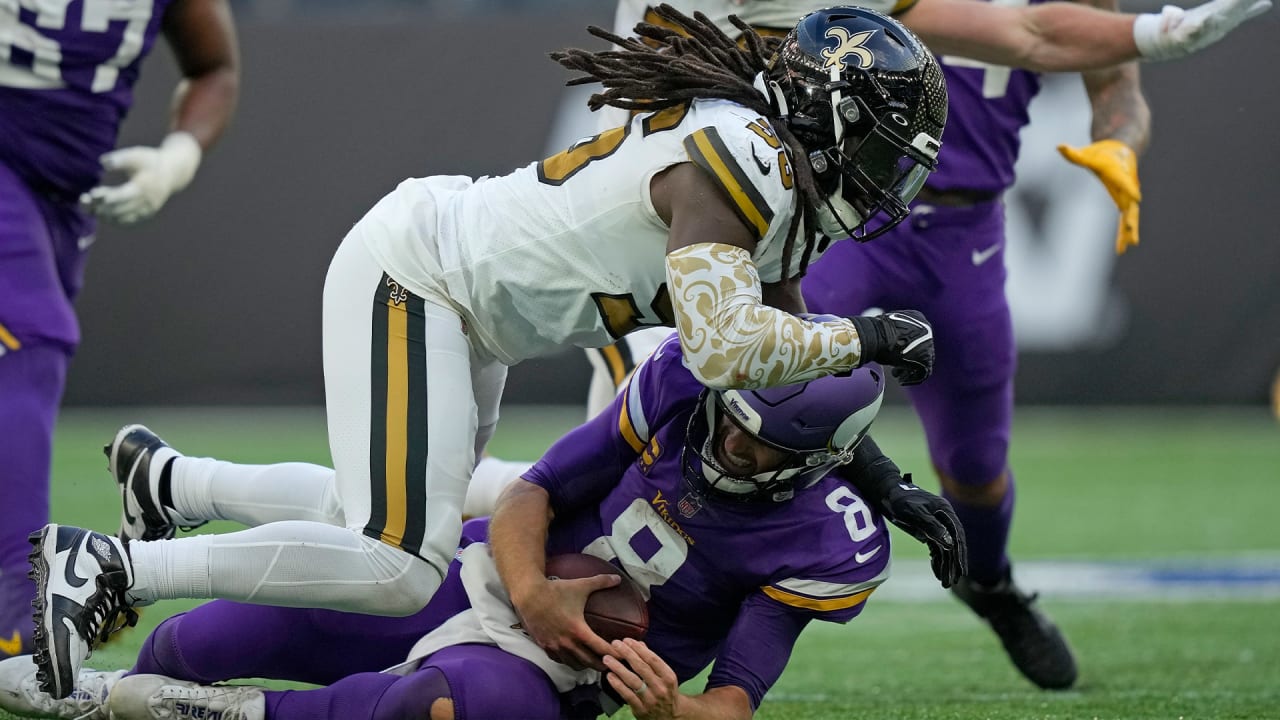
[0, 0, 239, 659]
[0, 335, 957, 720]
[541, 0, 1272, 692]
[26, 7, 947, 700]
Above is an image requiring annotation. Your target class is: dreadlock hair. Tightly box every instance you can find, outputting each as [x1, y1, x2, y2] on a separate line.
[549, 3, 822, 283]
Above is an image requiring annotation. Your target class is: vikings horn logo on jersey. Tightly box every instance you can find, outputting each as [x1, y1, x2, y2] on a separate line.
[821, 27, 876, 71]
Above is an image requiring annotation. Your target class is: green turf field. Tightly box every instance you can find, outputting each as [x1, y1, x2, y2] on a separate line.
[4, 405, 1278, 719]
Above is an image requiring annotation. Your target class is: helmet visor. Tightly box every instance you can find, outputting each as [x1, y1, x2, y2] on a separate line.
[835, 124, 939, 241]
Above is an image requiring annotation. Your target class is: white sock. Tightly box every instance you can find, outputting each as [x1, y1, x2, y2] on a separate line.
[129, 522, 442, 616]
[171, 457, 342, 527]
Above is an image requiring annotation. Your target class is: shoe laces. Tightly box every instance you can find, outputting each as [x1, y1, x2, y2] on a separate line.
[85, 574, 139, 647]
[151, 683, 256, 717]
[20, 668, 116, 720]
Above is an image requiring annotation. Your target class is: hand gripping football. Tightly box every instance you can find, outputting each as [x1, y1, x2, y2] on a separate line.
[546, 553, 649, 642]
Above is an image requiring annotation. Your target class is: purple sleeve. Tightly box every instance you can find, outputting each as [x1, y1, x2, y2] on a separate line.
[520, 389, 638, 514]
[704, 593, 811, 709]
[523, 333, 700, 513]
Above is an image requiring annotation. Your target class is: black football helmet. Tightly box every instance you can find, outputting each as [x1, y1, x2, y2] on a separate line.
[683, 359, 885, 504]
[762, 6, 947, 240]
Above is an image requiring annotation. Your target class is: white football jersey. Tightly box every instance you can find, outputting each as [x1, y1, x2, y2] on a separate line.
[356, 99, 814, 366]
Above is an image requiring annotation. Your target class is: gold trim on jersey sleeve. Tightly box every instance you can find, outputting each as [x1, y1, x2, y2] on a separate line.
[684, 127, 774, 240]
[0, 323, 21, 351]
[618, 391, 646, 453]
[761, 584, 877, 612]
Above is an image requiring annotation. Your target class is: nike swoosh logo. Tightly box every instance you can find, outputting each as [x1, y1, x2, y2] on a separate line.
[78, 234, 96, 251]
[971, 242, 1002, 266]
[0, 631, 22, 656]
[751, 145, 772, 175]
[854, 545, 882, 564]
[63, 529, 89, 589]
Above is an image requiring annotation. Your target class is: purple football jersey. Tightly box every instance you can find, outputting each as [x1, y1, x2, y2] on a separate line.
[0, 0, 176, 197]
[924, 0, 1048, 193]
[525, 332, 892, 708]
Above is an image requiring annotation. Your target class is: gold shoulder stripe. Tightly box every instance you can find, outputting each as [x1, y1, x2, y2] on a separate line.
[642, 103, 690, 136]
[0, 323, 20, 351]
[618, 394, 646, 453]
[761, 584, 876, 612]
[684, 127, 774, 240]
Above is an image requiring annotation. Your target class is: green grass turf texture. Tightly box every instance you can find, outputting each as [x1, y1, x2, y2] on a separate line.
[3, 405, 1276, 719]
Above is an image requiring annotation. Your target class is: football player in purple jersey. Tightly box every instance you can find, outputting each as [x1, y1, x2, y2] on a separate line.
[0, 331, 964, 720]
[0, 0, 239, 660]
[800, 0, 1153, 690]
[565, 0, 1270, 691]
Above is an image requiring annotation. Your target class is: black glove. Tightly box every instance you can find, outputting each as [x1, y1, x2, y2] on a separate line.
[878, 473, 968, 589]
[837, 439, 968, 588]
[848, 310, 935, 386]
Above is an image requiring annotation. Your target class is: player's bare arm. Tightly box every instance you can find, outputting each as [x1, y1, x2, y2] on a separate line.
[490, 480, 617, 671]
[604, 637, 753, 720]
[164, 0, 240, 150]
[899, 0, 1270, 72]
[81, 0, 240, 223]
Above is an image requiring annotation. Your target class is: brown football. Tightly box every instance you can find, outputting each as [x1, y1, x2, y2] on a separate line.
[545, 553, 649, 642]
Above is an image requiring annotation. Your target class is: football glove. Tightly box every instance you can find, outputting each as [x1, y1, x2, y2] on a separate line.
[1057, 140, 1141, 254]
[1133, 0, 1271, 62]
[81, 132, 202, 224]
[879, 474, 967, 588]
[849, 310, 935, 386]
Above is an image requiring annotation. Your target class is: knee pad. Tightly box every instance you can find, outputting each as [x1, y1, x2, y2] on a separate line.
[370, 667, 453, 720]
[939, 433, 1008, 488]
[425, 645, 560, 720]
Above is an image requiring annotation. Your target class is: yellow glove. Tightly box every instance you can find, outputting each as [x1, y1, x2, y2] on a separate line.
[1057, 139, 1142, 254]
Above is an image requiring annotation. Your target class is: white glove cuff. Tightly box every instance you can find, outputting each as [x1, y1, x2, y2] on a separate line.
[1133, 5, 1188, 61]
[158, 131, 203, 193]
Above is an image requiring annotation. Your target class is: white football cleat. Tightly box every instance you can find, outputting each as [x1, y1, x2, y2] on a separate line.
[108, 674, 265, 720]
[28, 525, 139, 699]
[0, 654, 124, 719]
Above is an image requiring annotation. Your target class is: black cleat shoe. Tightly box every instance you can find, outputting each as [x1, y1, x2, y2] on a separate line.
[28, 525, 139, 699]
[952, 568, 1078, 690]
[105, 425, 203, 543]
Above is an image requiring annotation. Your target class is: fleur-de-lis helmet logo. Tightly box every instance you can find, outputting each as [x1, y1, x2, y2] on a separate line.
[821, 27, 877, 71]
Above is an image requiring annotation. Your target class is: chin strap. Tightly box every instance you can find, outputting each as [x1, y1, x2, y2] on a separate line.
[751, 71, 789, 118]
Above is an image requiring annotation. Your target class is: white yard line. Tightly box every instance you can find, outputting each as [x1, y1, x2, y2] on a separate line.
[879, 555, 1280, 601]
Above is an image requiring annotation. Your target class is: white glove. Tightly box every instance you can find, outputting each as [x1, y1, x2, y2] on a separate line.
[80, 131, 203, 224]
[1134, 0, 1272, 61]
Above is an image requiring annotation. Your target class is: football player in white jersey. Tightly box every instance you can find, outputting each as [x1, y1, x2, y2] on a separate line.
[27, 6, 951, 700]
[526, 0, 1271, 695]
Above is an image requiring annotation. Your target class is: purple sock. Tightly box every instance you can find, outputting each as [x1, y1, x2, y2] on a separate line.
[0, 343, 67, 639]
[945, 473, 1015, 586]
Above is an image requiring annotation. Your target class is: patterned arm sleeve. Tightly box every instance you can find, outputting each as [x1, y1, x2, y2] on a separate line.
[666, 242, 866, 389]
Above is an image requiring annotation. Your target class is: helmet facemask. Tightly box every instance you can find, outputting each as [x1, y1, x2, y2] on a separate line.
[767, 7, 948, 241]
[675, 328, 886, 505]
[681, 383, 877, 504]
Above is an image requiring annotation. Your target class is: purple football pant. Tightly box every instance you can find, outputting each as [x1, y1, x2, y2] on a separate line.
[803, 200, 1015, 584]
[132, 540, 565, 719]
[0, 160, 90, 650]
